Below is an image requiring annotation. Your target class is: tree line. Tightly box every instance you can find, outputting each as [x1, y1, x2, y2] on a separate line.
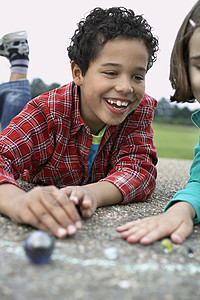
[30, 78, 197, 126]
[154, 97, 197, 126]
[30, 78, 60, 99]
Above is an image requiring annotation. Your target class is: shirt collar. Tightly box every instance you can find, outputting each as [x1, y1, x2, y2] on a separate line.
[70, 83, 86, 137]
[192, 110, 200, 128]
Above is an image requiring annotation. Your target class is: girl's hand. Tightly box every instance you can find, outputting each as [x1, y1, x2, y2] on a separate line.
[62, 186, 98, 218]
[117, 202, 195, 245]
[10, 185, 82, 238]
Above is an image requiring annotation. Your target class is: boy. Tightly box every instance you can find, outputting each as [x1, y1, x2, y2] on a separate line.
[0, 7, 159, 238]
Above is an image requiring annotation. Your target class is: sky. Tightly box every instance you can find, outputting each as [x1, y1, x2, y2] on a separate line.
[0, 0, 199, 108]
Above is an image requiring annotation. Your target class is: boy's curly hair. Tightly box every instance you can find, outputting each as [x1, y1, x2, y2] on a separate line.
[67, 7, 159, 75]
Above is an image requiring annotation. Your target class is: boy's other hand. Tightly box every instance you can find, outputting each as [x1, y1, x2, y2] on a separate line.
[62, 186, 98, 218]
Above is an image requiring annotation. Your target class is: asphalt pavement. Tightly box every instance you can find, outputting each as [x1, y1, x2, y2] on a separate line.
[0, 158, 200, 300]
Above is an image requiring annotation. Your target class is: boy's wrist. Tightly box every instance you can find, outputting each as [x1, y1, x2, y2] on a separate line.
[84, 181, 122, 208]
[0, 183, 26, 217]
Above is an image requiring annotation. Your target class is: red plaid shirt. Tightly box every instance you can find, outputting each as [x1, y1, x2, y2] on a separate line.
[0, 81, 157, 204]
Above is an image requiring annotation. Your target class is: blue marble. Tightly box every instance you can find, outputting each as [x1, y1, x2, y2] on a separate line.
[24, 230, 54, 264]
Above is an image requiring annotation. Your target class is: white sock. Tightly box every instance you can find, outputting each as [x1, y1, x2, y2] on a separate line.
[10, 53, 29, 75]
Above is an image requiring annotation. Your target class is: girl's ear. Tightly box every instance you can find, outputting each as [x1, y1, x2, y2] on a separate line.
[71, 61, 84, 86]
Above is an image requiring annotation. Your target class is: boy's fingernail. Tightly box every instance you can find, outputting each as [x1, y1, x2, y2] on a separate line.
[117, 225, 123, 229]
[75, 221, 82, 229]
[57, 227, 67, 237]
[67, 225, 76, 235]
[70, 196, 78, 203]
[84, 209, 92, 217]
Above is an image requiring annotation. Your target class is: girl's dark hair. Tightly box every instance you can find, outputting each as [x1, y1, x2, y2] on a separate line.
[170, 0, 200, 102]
[67, 7, 159, 75]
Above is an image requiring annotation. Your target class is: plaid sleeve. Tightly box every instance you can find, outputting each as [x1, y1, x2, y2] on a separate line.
[100, 95, 157, 204]
[0, 97, 55, 186]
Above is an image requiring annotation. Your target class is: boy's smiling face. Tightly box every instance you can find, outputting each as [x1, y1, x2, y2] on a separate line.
[72, 37, 149, 134]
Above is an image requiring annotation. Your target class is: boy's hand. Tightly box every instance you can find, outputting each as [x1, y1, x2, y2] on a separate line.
[10, 186, 82, 238]
[62, 186, 98, 218]
[117, 202, 195, 245]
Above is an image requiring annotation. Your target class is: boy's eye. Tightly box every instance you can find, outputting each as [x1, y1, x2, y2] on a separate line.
[104, 71, 117, 76]
[132, 75, 144, 81]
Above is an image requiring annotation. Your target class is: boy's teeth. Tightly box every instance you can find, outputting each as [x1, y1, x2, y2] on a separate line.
[107, 99, 128, 107]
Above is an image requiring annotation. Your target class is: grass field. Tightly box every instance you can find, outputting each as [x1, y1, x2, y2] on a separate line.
[152, 122, 199, 160]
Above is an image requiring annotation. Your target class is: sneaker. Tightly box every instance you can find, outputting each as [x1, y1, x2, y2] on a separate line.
[0, 30, 29, 58]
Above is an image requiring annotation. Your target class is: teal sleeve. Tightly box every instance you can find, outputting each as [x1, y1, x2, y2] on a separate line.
[164, 139, 200, 225]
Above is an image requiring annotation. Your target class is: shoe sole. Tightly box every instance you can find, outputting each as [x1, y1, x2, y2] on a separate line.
[2, 31, 27, 43]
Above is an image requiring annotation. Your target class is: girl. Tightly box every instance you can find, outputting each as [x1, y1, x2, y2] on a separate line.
[117, 0, 200, 245]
